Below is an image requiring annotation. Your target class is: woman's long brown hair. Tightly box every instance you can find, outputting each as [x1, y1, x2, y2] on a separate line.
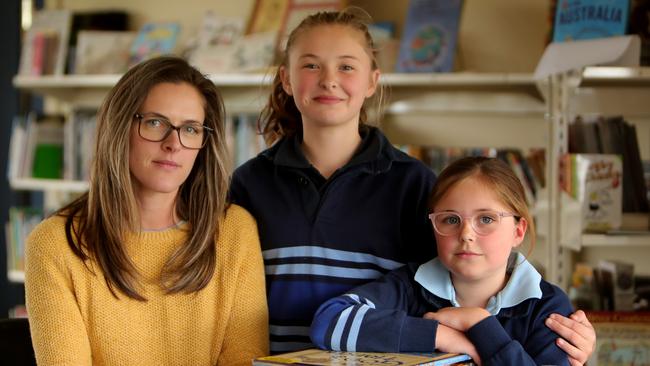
[58, 57, 231, 300]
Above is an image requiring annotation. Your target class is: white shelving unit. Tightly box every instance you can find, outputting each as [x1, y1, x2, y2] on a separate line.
[550, 66, 650, 287]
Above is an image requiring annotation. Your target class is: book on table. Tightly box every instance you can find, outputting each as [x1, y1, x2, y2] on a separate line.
[252, 348, 473, 366]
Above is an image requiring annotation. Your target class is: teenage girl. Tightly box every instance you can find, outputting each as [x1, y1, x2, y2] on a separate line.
[230, 10, 595, 364]
[311, 156, 572, 366]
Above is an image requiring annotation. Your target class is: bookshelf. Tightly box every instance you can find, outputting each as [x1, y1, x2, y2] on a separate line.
[550, 66, 650, 289]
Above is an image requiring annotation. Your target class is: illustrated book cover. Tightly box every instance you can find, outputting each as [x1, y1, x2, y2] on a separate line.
[560, 153, 623, 232]
[129, 22, 180, 66]
[553, 0, 631, 42]
[253, 348, 473, 366]
[74, 31, 135, 74]
[396, 0, 463, 73]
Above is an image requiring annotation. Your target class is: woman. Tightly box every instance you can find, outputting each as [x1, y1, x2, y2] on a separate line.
[25, 57, 268, 365]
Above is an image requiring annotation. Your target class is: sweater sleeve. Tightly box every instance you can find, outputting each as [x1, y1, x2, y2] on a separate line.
[24, 217, 93, 366]
[216, 210, 269, 365]
[310, 265, 438, 353]
[466, 284, 573, 366]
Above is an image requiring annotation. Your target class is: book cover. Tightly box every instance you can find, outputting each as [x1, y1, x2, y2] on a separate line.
[396, 0, 463, 73]
[563, 154, 623, 232]
[586, 311, 650, 366]
[553, 0, 631, 42]
[253, 349, 473, 366]
[74, 31, 136, 74]
[129, 22, 180, 66]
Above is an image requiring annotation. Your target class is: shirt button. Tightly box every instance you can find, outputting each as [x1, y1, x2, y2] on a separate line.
[299, 177, 307, 185]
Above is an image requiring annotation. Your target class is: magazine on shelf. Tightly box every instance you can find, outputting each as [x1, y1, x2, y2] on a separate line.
[253, 349, 473, 366]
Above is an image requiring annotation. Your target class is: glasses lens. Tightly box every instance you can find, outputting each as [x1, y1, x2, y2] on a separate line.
[471, 211, 501, 235]
[178, 123, 206, 149]
[433, 213, 462, 236]
[140, 116, 170, 142]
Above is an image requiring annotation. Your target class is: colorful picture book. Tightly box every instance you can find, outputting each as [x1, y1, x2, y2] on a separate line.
[129, 22, 180, 66]
[553, 0, 631, 42]
[396, 0, 463, 73]
[253, 349, 473, 366]
[560, 153, 623, 232]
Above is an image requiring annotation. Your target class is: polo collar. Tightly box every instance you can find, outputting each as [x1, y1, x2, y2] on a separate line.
[414, 252, 542, 315]
[266, 125, 385, 171]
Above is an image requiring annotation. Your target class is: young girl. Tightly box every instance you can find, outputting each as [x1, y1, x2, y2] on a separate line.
[230, 9, 595, 362]
[311, 157, 573, 366]
[25, 57, 268, 365]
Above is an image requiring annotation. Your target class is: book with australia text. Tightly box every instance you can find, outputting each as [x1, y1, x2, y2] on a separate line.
[253, 348, 473, 366]
[553, 0, 631, 42]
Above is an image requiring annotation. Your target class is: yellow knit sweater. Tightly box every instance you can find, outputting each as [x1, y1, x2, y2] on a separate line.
[25, 204, 269, 366]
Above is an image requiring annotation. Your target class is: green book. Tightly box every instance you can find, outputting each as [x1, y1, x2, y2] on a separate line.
[32, 143, 63, 179]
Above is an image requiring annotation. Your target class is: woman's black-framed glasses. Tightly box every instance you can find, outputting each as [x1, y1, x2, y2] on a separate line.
[134, 113, 213, 149]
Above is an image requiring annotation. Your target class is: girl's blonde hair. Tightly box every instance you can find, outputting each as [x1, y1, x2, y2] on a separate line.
[258, 8, 386, 145]
[428, 156, 536, 252]
[58, 56, 231, 301]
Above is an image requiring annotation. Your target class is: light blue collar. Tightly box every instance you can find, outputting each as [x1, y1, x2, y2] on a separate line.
[414, 252, 542, 315]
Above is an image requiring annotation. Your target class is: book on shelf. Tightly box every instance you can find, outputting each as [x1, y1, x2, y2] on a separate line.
[188, 11, 246, 73]
[9, 305, 28, 319]
[66, 11, 129, 73]
[396, 0, 463, 73]
[5, 207, 43, 282]
[274, 0, 342, 54]
[18, 9, 72, 76]
[568, 115, 649, 213]
[63, 110, 97, 181]
[129, 22, 180, 66]
[7, 113, 33, 180]
[252, 349, 473, 366]
[7, 113, 66, 180]
[31, 116, 64, 179]
[398, 145, 544, 204]
[552, 0, 630, 43]
[246, 0, 342, 63]
[560, 153, 623, 233]
[231, 114, 266, 167]
[74, 30, 136, 74]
